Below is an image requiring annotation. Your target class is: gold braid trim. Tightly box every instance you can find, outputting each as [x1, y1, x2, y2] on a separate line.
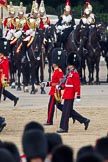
[16, 42, 23, 53]
[27, 37, 34, 47]
[10, 37, 17, 45]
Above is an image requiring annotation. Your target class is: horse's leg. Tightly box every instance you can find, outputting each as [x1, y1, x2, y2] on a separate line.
[31, 64, 38, 94]
[105, 56, 108, 82]
[22, 63, 29, 92]
[95, 62, 100, 84]
[91, 63, 94, 82]
[35, 65, 40, 85]
[40, 52, 45, 82]
[87, 58, 92, 84]
[17, 64, 22, 91]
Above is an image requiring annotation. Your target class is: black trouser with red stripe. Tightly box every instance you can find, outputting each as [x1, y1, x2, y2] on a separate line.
[0, 88, 17, 101]
[47, 95, 63, 124]
[59, 99, 88, 131]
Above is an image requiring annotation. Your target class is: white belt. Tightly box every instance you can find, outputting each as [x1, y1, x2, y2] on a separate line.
[65, 85, 73, 87]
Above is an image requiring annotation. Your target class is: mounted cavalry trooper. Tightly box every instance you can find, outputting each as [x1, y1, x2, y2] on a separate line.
[38, 0, 50, 30]
[56, 0, 75, 48]
[10, 2, 28, 45]
[3, 2, 16, 40]
[80, 0, 96, 27]
[23, 0, 39, 46]
[15, 1, 39, 54]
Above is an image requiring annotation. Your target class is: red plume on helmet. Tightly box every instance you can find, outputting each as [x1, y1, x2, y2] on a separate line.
[64, 0, 72, 14]
[66, 0, 71, 6]
[85, 0, 90, 8]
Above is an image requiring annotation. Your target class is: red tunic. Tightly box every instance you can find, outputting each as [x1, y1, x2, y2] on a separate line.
[49, 68, 64, 95]
[4, 17, 15, 29]
[39, 16, 50, 30]
[0, 55, 9, 88]
[62, 69, 80, 99]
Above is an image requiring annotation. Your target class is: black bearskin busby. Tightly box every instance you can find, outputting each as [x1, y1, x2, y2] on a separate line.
[51, 48, 67, 73]
[23, 121, 44, 133]
[45, 133, 63, 154]
[0, 38, 9, 56]
[0, 148, 15, 162]
[22, 130, 47, 161]
[52, 145, 73, 162]
[3, 142, 20, 162]
[67, 52, 81, 69]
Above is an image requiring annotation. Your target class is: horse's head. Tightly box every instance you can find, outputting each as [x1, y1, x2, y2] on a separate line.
[79, 25, 89, 44]
[97, 23, 108, 42]
[29, 29, 45, 61]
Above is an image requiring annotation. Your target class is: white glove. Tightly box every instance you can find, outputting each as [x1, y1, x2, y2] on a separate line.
[56, 85, 62, 90]
[75, 98, 81, 102]
[41, 82, 49, 87]
[56, 85, 59, 90]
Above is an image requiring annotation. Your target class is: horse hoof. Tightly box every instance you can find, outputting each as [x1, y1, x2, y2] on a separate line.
[11, 82, 16, 89]
[17, 87, 22, 91]
[30, 91, 36, 94]
[23, 86, 29, 92]
[11, 85, 16, 89]
[41, 90, 46, 94]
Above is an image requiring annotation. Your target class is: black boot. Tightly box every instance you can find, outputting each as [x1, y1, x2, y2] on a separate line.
[0, 117, 6, 132]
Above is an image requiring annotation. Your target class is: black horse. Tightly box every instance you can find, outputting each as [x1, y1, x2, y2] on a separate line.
[44, 24, 57, 81]
[77, 24, 90, 83]
[98, 23, 108, 82]
[13, 36, 30, 91]
[85, 26, 101, 84]
[27, 29, 45, 94]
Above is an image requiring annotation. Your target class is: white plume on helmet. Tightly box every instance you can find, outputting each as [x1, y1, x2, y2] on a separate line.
[31, 1, 38, 14]
[39, 0, 45, 13]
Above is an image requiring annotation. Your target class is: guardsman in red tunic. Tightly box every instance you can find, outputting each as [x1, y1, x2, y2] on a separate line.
[38, 0, 50, 30]
[3, 2, 16, 40]
[0, 47, 19, 107]
[43, 48, 67, 125]
[57, 52, 90, 133]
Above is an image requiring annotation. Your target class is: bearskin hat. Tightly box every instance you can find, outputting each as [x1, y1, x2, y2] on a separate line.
[0, 148, 15, 162]
[23, 121, 44, 133]
[0, 38, 8, 56]
[67, 52, 81, 69]
[3, 142, 20, 162]
[45, 133, 63, 154]
[52, 145, 73, 162]
[22, 130, 47, 161]
[52, 48, 67, 72]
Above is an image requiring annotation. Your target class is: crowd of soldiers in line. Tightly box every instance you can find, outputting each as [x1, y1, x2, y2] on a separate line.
[0, 120, 108, 162]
